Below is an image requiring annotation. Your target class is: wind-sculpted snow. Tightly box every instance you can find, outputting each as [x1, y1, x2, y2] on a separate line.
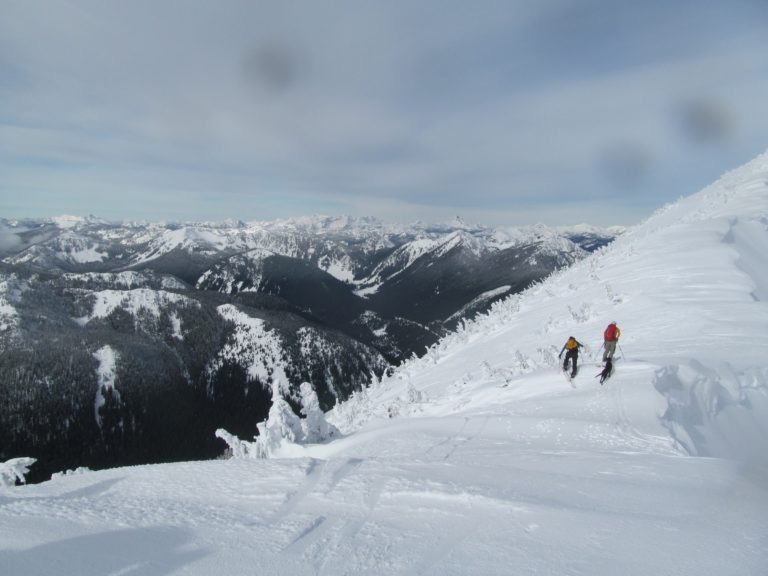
[653, 362, 768, 467]
[727, 216, 768, 301]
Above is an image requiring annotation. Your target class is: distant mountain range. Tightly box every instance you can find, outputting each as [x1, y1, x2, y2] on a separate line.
[0, 215, 622, 480]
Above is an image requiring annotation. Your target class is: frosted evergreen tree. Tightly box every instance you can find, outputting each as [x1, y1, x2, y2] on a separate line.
[255, 380, 305, 453]
[0, 457, 36, 487]
[299, 382, 339, 442]
[216, 379, 340, 459]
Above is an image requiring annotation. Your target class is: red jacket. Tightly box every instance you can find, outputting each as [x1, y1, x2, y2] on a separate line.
[604, 324, 620, 342]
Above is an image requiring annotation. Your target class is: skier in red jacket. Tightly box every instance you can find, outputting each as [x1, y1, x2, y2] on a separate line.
[602, 321, 621, 362]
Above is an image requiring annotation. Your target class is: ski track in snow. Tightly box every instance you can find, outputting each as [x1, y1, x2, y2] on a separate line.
[2, 153, 768, 574]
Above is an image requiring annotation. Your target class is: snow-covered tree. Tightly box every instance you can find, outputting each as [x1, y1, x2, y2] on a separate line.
[216, 379, 339, 459]
[299, 382, 339, 442]
[254, 383, 305, 454]
[214, 428, 265, 459]
[0, 457, 36, 487]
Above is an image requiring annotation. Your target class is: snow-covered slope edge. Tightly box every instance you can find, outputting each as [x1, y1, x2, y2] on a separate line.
[333, 151, 768, 473]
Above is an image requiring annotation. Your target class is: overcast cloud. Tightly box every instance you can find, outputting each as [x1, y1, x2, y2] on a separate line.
[1, 0, 767, 226]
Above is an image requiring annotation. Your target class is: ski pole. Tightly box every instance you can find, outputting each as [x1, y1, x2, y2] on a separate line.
[618, 343, 625, 360]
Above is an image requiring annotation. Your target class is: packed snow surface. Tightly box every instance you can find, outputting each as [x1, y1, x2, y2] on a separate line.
[2, 153, 768, 574]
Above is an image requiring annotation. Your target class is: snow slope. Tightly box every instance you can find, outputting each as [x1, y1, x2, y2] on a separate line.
[1, 153, 768, 575]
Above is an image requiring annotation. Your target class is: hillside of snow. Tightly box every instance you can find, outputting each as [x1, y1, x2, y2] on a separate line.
[1, 153, 767, 575]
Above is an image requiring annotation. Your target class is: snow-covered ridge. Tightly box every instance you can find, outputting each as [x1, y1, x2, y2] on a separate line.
[444, 285, 512, 324]
[335, 151, 768, 449]
[356, 230, 491, 291]
[555, 223, 628, 236]
[2, 213, 619, 284]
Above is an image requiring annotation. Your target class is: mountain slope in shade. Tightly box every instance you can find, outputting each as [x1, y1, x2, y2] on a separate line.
[1, 152, 766, 574]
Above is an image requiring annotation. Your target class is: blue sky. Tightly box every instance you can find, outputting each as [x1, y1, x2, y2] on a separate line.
[1, 0, 767, 226]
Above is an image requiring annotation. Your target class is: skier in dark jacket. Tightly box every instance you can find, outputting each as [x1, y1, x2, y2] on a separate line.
[559, 336, 582, 378]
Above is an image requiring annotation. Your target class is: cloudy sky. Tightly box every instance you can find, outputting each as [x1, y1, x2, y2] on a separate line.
[2, 0, 767, 226]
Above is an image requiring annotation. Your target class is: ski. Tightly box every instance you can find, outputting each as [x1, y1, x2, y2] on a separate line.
[596, 359, 614, 385]
[561, 369, 576, 388]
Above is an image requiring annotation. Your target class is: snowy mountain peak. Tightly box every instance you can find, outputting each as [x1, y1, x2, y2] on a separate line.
[50, 214, 111, 228]
[447, 215, 472, 230]
[436, 229, 487, 257]
[254, 214, 386, 235]
[51, 215, 86, 228]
